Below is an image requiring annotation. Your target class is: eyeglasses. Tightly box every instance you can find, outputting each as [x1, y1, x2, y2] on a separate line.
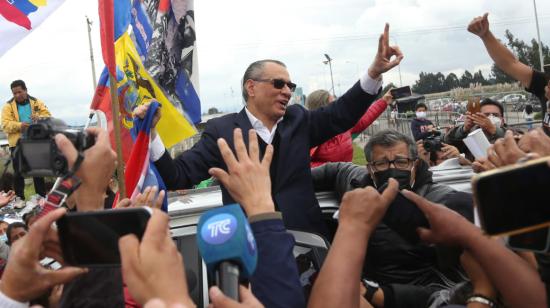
[253, 78, 297, 92]
[369, 157, 414, 171]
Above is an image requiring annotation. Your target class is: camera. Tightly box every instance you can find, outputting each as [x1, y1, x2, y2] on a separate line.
[14, 118, 95, 177]
[423, 131, 442, 153]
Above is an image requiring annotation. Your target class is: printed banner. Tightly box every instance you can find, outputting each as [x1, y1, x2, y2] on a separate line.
[133, 0, 202, 124]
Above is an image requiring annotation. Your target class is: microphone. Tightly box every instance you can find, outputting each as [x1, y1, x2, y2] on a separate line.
[197, 204, 258, 300]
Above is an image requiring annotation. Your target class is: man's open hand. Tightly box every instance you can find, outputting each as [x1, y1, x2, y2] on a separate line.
[209, 128, 275, 217]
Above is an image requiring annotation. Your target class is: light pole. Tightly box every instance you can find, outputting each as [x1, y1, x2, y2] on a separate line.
[323, 54, 336, 97]
[391, 36, 403, 86]
[86, 16, 97, 92]
[533, 0, 545, 71]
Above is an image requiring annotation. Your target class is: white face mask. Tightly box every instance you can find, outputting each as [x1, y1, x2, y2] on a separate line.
[489, 115, 502, 127]
[416, 111, 427, 118]
[0, 233, 7, 243]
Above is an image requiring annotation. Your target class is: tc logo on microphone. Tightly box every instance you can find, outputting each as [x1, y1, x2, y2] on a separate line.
[201, 214, 237, 245]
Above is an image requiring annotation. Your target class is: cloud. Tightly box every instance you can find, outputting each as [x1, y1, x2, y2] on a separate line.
[1, 0, 549, 120]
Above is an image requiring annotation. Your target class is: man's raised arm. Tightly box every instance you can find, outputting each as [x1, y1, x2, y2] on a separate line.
[468, 13, 533, 88]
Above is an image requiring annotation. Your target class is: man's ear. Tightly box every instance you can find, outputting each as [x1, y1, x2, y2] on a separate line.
[245, 79, 255, 99]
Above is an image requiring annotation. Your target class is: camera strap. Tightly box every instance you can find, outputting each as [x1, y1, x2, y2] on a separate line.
[41, 152, 85, 216]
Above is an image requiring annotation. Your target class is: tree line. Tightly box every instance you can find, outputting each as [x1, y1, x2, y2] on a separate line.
[411, 30, 550, 94]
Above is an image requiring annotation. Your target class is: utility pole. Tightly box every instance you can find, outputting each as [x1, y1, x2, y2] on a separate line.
[324, 54, 336, 97]
[533, 0, 545, 71]
[86, 16, 98, 91]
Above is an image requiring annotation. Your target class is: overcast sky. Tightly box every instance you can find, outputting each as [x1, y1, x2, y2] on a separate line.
[0, 0, 549, 124]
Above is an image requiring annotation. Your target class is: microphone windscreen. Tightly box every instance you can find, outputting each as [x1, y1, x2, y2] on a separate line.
[197, 204, 257, 278]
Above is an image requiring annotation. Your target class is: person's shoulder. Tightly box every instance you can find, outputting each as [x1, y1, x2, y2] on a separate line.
[205, 112, 240, 125]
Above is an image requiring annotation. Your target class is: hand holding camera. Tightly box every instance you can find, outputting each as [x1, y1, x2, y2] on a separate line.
[55, 126, 116, 212]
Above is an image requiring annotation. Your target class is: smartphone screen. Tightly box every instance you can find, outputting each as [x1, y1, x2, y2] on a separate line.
[57, 208, 151, 266]
[474, 158, 550, 236]
[508, 228, 550, 253]
[390, 86, 412, 99]
[467, 98, 481, 114]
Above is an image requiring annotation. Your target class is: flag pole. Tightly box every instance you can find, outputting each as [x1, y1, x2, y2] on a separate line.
[109, 74, 127, 199]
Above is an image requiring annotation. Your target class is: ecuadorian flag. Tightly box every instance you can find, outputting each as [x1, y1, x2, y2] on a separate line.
[0, 0, 66, 57]
[123, 101, 168, 212]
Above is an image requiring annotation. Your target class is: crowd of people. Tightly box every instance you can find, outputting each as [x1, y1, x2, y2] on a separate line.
[0, 13, 548, 308]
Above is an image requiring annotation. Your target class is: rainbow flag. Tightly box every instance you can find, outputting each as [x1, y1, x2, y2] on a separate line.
[0, 0, 66, 57]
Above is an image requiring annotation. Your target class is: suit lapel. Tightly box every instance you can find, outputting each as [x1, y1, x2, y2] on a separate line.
[234, 108, 253, 148]
[273, 119, 290, 193]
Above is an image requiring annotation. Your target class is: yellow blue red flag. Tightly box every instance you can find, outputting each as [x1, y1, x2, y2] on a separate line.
[0, 0, 66, 57]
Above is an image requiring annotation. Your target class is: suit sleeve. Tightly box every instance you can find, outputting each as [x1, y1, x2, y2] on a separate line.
[350, 98, 388, 134]
[153, 121, 223, 190]
[307, 81, 380, 147]
[249, 217, 306, 308]
[1, 104, 22, 134]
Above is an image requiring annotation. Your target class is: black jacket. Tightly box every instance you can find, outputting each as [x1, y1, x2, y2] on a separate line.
[311, 161, 473, 286]
[154, 81, 380, 236]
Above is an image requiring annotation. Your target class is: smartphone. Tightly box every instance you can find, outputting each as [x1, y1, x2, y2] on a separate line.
[467, 97, 481, 114]
[507, 228, 550, 253]
[472, 157, 550, 236]
[382, 189, 429, 243]
[57, 207, 151, 266]
[390, 86, 412, 99]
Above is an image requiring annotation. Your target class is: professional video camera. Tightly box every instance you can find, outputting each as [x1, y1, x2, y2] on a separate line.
[423, 131, 442, 153]
[13, 118, 95, 177]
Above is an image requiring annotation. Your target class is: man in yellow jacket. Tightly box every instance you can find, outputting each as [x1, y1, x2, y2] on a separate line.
[2, 80, 51, 200]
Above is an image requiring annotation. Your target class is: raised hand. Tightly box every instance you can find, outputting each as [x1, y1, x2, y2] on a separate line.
[368, 23, 404, 79]
[209, 128, 275, 217]
[468, 13, 490, 38]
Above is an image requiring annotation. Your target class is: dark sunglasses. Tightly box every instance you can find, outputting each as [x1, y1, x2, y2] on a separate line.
[253, 78, 297, 92]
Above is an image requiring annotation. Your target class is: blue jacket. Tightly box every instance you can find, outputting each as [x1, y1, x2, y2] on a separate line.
[249, 213, 305, 308]
[154, 81, 379, 236]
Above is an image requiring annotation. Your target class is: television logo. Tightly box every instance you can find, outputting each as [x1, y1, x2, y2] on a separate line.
[201, 214, 237, 245]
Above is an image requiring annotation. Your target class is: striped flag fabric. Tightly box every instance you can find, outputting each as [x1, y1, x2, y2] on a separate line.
[124, 100, 168, 211]
[0, 0, 66, 57]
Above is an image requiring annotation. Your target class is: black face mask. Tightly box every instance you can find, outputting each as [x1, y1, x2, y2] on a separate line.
[373, 168, 413, 190]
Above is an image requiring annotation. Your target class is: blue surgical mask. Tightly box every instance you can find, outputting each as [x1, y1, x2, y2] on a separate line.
[0, 233, 7, 243]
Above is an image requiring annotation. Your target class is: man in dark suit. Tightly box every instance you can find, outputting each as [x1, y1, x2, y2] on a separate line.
[137, 24, 403, 237]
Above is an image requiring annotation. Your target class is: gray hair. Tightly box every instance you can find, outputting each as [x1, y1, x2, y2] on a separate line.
[241, 59, 287, 102]
[364, 129, 417, 163]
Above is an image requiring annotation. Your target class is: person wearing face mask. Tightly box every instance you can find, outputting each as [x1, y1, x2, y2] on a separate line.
[445, 98, 506, 160]
[411, 103, 436, 141]
[310, 129, 474, 307]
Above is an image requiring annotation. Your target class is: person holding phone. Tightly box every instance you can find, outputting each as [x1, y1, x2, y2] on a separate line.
[306, 89, 392, 167]
[468, 13, 550, 136]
